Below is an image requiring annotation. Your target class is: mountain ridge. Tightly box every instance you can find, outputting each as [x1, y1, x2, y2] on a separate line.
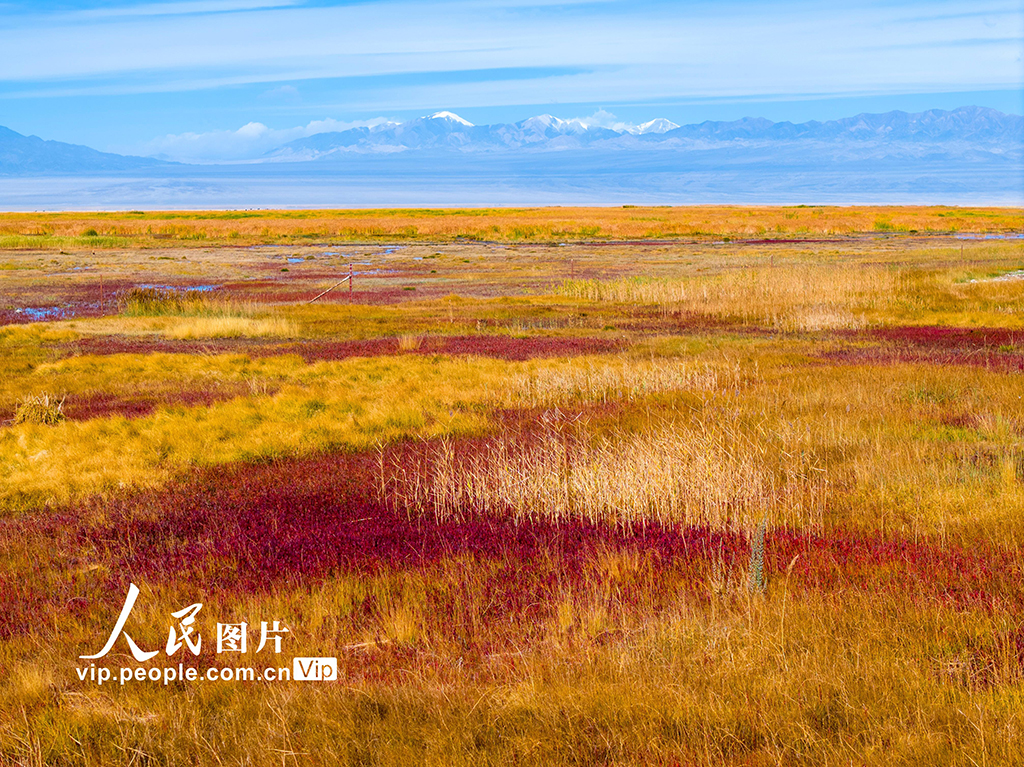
[0, 125, 171, 175]
[266, 106, 1023, 161]
[0, 106, 1020, 174]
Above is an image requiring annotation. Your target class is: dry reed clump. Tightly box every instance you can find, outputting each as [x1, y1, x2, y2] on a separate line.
[120, 286, 271, 322]
[119, 287, 211, 316]
[557, 266, 898, 331]
[508, 359, 724, 407]
[379, 418, 830, 530]
[398, 333, 423, 351]
[115, 287, 293, 337]
[13, 393, 66, 425]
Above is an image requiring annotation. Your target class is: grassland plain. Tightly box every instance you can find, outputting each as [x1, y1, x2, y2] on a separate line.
[2, 206, 1024, 766]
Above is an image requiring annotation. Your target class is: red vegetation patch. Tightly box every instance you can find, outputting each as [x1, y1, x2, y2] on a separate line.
[618, 308, 772, 335]
[0, 280, 128, 326]
[59, 387, 252, 421]
[2, 435, 1023, 649]
[825, 326, 1024, 371]
[767, 528, 1022, 607]
[581, 238, 843, 247]
[868, 326, 1024, 350]
[60, 335, 266, 357]
[736, 238, 838, 245]
[56, 334, 621, 362]
[271, 335, 622, 362]
[0, 388, 249, 423]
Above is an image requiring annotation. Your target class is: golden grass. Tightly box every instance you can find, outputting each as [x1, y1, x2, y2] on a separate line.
[381, 419, 829, 530]
[558, 265, 898, 330]
[164, 316, 295, 339]
[397, 333, 423, 351]
[12, 393, 65, 426]
[5, 335, 1024, 544]
[0, 205, 1020, 249]
[3, 572, 1022, 765]
[0, 355, 518, 511]
[508, 357, 724, 407]
[105, 288, 298, 338]
[3, 320, 1024, 546]
[118, 286, 212, 317]
[0, 350, 301, 421]
[5, 226, 1024, 765]
[0, 351, 739, 513]
[382, 350, 1024, 543]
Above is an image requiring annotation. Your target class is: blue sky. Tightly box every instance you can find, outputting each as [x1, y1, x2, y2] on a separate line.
[0, 0, 1020, 160]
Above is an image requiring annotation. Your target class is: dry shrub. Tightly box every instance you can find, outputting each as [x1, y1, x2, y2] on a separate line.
[13, 394, 65, 425]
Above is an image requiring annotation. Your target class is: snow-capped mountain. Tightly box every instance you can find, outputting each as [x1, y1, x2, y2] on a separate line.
[631, 118, 681, 135]
[2, 107, 1019, 182]
[264, 107, 1022, 161]
[1, 106, 1020, 205]
[268, 110, 666, 158]
[428, 111, 474, 126]
[518, 115, 589, 135]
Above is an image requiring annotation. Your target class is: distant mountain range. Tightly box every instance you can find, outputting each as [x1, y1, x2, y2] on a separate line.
[0, 106, 1020, 208]
[266, 106, 1023, 161]
[266, 111, 683, 160]
[0, 125, 170, 174]
[1, 106, 1020, 175]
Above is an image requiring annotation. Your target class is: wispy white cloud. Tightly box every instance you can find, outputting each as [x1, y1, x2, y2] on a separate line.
[139, 116, 393, 162]
[0, 0, 1020, 126]
[62, 0, 303, 20]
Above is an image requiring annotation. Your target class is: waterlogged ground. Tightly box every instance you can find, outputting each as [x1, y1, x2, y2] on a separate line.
[2, 211, 1024, 766]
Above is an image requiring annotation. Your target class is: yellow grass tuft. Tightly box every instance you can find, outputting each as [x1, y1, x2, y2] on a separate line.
[398, 333, 423, 351]
[164, 316, 296, 339]
[13, 393, 66, 425]
[381, 418, 829, 530]
[557, 266, 896, 330]
[0, 205, 1019, 249]
[509, 358, 724, 407]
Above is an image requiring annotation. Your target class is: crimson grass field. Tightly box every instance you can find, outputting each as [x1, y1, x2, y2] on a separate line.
[2, 206, 1024, 765]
